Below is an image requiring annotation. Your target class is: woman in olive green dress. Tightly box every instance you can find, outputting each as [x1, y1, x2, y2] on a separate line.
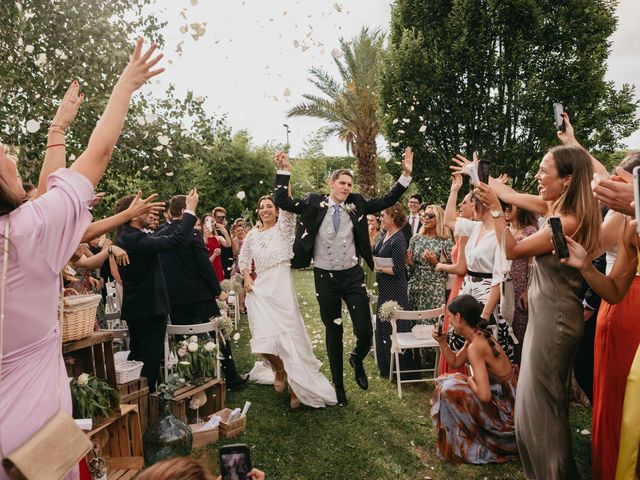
[362, 214, 381, 293]
[407, 205, 454, 316]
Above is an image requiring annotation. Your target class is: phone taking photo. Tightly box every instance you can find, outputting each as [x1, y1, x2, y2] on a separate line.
[553, 103, 566, 132]
[219, 444, 251, 480]
[633, 166, 640, 234]
[548, 216, 570, 260]
[437, 314, 444, 336]
[205, 217, 213, 231]
[478, 159, 490, 184]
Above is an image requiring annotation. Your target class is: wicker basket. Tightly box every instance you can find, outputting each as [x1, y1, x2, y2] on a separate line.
[61, 291, 101, 343]
[115, 361, 144, 384]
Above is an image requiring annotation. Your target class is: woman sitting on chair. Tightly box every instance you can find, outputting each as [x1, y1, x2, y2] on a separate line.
[430, 294, 517, 464]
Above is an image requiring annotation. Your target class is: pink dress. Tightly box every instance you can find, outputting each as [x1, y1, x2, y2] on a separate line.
[0, 169, 94, 480]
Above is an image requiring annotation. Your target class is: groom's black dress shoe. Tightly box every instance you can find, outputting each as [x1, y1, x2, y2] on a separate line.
[227, 374, 249, 390]
[336, 388, 348, 407]
[349, 355, 369, 390]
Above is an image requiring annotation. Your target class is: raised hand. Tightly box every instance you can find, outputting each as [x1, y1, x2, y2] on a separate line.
[402, 147, 413, 176]
[185, 187, 199, 212]
[116, 38, 165, 93]
[125, 191, 164, 219]
[496, 173, 510, 184]
[450, 173, 463, 192]
[450, 152, 479, 176]
[51, 80, 84, 130]
[474, 183, 501, 210]
[275, 150, 292, 171]
[591, 169, 634, 216]
[557, 112, 577, 146]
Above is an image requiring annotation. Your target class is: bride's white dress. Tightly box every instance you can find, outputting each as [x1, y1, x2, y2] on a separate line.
[238, 210, 337, 407]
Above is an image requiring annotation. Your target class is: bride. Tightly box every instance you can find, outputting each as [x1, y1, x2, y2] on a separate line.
[238, 188, 337, 409]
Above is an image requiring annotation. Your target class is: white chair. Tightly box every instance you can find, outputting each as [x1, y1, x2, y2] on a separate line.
[163, 321, 222, 382]
[227, 292, 240, 329]
[389, 306, 444, 399]
[369, 294, 379, 365]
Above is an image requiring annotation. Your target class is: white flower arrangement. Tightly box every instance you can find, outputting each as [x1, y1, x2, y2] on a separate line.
[220, 279, 232, 293]
[170, 336, 217, 386]
[177, 347, 187, 358]
[204, 341, 216, 352]
[187, 342, 199, 353]
[212, 315, 234, 342]
[77, 372, 90, 386]
[378, 300, 402, 322]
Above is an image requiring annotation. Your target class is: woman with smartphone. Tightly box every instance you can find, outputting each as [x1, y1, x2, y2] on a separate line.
[468, 145, 601, 480]
[430, 295, 517, 464]
[202, 213, 227, 282]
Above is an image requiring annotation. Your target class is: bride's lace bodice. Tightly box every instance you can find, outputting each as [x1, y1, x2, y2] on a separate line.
[238, 210, 296, 274]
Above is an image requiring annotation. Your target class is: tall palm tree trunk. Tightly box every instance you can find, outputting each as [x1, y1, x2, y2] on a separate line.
[354, 137, 377, 199]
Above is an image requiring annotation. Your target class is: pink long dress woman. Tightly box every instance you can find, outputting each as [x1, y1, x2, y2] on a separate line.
[0, 40, 163, 480]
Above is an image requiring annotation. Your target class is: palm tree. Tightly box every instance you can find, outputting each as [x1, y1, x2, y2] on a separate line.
[288, 27, 384, 198]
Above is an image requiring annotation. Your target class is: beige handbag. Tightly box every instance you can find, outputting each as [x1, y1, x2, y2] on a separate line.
[0, 220, 92, 479]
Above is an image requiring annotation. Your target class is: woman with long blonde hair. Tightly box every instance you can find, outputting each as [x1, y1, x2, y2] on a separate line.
[407, 204, 453, 312]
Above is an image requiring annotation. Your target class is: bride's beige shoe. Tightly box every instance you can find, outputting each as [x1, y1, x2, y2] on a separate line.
[289, 387, 301, 410]
[274, 369, 286, 393]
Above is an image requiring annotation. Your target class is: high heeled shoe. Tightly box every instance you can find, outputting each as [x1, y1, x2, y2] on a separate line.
[289, 387, 301, 410]
[274, 369, 286, 393]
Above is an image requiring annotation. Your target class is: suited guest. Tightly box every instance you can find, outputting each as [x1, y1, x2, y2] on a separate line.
[407, 194, 422, 236]
[274, 147, 415, 406]
[158, 195, 248, 389]
[115, 189, 199, 391]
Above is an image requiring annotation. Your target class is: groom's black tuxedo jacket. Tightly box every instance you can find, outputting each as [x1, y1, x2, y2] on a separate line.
[274, 173, 408, 270]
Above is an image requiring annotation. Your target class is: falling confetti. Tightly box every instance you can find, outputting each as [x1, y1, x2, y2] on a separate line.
[25, 45, 34, 54]
[166, 172, 174, 177]
[233, 332, 241, 341]
[333, 318, 342, 325]
[236, 191, 246, 200]
[419, 125, 427, 133]
[334, 3, 342, 12]
[283, 88, 291, 96]
[142, 165, 150, 171]
[157, 135, 170, 146]
[331, 48, 342, 59]
[25, 119, 40, 133]
[190, 22, 207, 41]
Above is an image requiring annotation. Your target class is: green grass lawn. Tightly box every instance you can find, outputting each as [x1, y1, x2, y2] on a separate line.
[195, 269, 592, 479]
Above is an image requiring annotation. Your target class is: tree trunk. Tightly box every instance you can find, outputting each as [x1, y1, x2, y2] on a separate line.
[354, 137, 377, 199]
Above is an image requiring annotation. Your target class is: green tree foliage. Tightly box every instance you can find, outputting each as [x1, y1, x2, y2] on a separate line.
[379, 0, 639, 200]
[288, 27, 385, 198]
[0, 0, 275, 221]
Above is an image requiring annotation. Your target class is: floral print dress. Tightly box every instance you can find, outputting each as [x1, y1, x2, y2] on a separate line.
[408, 234, 454, 315]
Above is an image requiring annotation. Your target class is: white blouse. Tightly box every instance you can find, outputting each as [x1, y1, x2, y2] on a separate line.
[455, 218, 502, 279]
[237, 210, 296, 274]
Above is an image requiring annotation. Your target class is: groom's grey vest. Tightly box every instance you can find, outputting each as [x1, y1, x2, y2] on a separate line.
[313, 206, 358, 271]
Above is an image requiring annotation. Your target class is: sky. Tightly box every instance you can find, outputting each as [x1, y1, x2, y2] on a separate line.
[147, 0, 640, 157]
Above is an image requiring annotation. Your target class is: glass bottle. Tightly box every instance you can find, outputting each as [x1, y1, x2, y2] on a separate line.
[142, 398, 193, 466]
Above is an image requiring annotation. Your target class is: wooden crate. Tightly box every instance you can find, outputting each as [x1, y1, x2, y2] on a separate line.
[216, 408, 247, 439]
[190, 422, 219, 448]
[149, 379, 225, 425]
[64, 332, 117, 388]
[118, 378, 149, 434]
[88, 405, 143, 460]
[107, 457, 143, 480]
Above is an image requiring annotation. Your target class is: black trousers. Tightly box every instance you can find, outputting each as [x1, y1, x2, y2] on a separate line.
[127, 314, 167, 393]
[169, 300, 239, 381]
[314, 265, 372, 390]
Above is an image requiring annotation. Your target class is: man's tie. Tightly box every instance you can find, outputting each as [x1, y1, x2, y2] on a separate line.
[332, 205, 341, 233]
[410, 216, 416, 232]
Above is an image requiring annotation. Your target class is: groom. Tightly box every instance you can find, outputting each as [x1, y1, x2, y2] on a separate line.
[274, 148, 414, 406]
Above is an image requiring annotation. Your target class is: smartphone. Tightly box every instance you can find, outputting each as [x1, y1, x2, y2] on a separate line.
[205, 217, 213, 231]
[478, 159, 490, 184]
[548, 216, 570, 259]
[553, 103, 565, 132]
[219, 444, 251, 480]
[437, 314, 444, 336]
[634, 166, 640, 234]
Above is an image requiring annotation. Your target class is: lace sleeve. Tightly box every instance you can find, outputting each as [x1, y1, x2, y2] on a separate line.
[237, 230, 254, 273]
[277, 209, 296, 237]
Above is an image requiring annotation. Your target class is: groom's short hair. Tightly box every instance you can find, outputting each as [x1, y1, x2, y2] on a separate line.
[330, 169, 354, 182]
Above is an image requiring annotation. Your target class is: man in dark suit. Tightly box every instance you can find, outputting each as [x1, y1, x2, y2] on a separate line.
[274, 148, 414, 406]
[158, 195, 247, 389]
[115, 189, 199, 392]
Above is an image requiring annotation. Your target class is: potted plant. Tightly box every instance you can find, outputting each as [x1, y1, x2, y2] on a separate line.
[70, 373, 119, 422]
[171, 335, 217, 386]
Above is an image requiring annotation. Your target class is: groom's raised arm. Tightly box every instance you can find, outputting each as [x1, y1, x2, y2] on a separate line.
[364, 147, 414, 214]
[274, 152, 307, 214]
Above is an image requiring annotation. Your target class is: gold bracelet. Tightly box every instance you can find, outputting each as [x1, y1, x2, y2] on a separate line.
[48, 125, 66, 136]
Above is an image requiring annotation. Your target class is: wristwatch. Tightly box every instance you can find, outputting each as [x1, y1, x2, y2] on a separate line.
[490, 210, 504, 218]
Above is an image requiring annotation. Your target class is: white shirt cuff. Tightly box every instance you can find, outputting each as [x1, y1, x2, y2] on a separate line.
[184, 210, 196, 217]
[398, 175, 412, 187]
[277, 170, 292, 176]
